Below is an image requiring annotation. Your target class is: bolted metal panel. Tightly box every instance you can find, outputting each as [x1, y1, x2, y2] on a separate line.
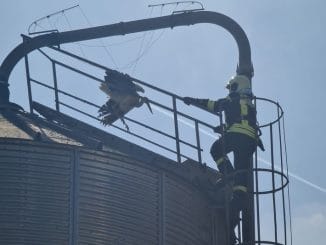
[164, 174, 212, 245]
[78, 150, 160, 245]
[0, 140, 72, 245]
[0, 139, 221, 245]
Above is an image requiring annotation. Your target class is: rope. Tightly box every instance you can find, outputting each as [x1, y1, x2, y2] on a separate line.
[123, 4, 175, 73]
[52, 11, 64, 27]
[62, 12, 86, 58]
[28, 5, 78, 35]
[120, 30, 166, 71]
[77, 35, 144, 48]
[34, 21, 47, 31]
[129, 6, 155, 74]
[46, 16, 56, 30]
[78, 6, 119, 69]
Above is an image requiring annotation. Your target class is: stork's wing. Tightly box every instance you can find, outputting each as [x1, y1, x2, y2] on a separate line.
[99, 82, 111, 96]
[104, 69, 145, 94]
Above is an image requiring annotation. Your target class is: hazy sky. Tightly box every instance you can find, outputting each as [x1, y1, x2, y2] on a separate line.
[1, 1, 326, 244]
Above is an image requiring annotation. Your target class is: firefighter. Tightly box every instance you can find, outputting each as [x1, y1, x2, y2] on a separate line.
[183, 75, 263, 244]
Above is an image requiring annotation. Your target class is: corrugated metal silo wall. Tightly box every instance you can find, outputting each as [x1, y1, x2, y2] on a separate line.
[0, 139, 71, 244]
[0, 139, 215, 245]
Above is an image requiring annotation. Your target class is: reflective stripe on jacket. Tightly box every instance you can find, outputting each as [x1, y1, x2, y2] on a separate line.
[206, 93, 257, 139]
[227, 123, 256, 139]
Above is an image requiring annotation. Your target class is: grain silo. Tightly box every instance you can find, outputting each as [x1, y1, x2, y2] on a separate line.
[0, 10, 291, 245]
[0, 102, 226, 244]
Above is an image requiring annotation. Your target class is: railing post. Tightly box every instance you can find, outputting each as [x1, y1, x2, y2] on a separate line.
[195, 121, 202, 164]
[24, 54, 33, 113]
[22, 35, 33, 113]
[52, 61, 60, 111]
[172, 96, 181, 163]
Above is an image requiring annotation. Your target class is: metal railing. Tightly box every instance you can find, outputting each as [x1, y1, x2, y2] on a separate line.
[23, 38, 217, 164]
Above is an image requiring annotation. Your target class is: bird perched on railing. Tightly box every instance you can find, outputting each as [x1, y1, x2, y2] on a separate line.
[98, 69, 152, 131]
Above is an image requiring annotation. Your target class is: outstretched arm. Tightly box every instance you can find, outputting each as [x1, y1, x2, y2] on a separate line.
[183, 97, 228, 113]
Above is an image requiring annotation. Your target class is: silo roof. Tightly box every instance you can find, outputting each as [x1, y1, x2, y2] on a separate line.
[0, 112, 31, 139]
[0, 106, 83, 147]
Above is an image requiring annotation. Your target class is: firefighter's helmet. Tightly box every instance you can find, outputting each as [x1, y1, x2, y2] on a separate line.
[226, 75, 252, 95]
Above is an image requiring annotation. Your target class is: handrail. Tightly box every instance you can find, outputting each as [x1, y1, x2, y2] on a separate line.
[58, 101, 190, 159]
[34, 45, 218, 128]
[42, 44, 221, 118]
[29, 70, 207, 162]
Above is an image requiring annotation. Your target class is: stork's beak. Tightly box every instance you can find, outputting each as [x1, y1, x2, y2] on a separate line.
[134, 83, 145, 93]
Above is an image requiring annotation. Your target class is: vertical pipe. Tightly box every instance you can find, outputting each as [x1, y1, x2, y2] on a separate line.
[172, 96, 181, 163]
[195, 121, 202, 164]
[23, 54, 33, 113]
[224, 189, 230, 245]
[277, 104, 287, 245]
[242, 158, 255, 245]
[218, 110, 231, 245]
[270, 125, 278, 243]
[52, 61, 60, 111]
[242, 95, 255, 244]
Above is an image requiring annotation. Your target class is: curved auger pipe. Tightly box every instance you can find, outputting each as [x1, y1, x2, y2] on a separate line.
[0, 11, 253, 104]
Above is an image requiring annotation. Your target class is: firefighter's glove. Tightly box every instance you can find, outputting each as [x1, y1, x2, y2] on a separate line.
[183, 97, 196, 105]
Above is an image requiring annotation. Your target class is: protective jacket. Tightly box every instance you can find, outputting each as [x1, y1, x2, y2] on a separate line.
[185, 92, 257, 139]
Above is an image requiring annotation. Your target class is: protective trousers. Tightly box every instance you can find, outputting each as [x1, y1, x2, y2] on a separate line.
[210, 132, 256, 243]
